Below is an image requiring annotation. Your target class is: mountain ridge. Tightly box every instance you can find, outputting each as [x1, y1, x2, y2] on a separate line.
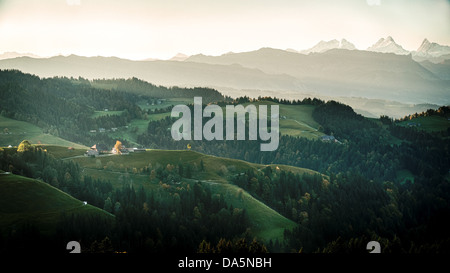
[300, 39, 356, 54]
[366, 36, 410, 55]
[1, 43, 449, 105]
[414, 38, 450, 58]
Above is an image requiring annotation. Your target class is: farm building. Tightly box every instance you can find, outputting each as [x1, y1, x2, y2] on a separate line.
[85, 148, 99, 157]
[321, 135, 336, 142]
[92, 144, 109, 153]
[85, 143, 109, 157]
[320, 135, 342, 144]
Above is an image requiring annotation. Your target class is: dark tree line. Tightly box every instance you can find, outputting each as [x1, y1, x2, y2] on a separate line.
[395, 105, 450, 122]
[92, 77, 228, 103]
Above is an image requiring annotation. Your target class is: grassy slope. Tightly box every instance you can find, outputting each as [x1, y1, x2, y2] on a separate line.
[92, 98, 192, 146]
[42, 145, 87, 158]
[0, 172, 113, 235]
[68, 149, 326, 243]
[95, 99, 324, 146]
[398, 115, 450, 133]
[230, 101, 324, 140]
[91, 110, 124, 118]
[0, 115, 88, 149]
[278, 104, 324, 139]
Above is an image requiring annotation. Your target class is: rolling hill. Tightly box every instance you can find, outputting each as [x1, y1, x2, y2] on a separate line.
[2, 143, 303, 244]
[0, 115, 88, 149]
[65, 148, 323, 242]
[0, 172, 114, 236]
[398, 114, 450, 133]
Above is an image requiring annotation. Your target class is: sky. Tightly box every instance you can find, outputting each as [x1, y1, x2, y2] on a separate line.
[0, 0, 449, 60]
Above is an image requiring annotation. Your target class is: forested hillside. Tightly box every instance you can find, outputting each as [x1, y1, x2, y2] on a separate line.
[0, 70, 226, 147]
[1, 69, 449, 253]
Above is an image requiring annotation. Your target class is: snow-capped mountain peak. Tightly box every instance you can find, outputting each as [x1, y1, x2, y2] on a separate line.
[367, 36, 409, 55]
[415, 38, 450, 57]
[301, 39, 356, 54]
[417, 38, 431, 52]
[340, 39, 356, 50]
[169, 53, 189, 61]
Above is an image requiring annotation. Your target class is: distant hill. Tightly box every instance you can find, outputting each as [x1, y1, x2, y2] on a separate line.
[418, 59, 450, 80]
[1, 47, 448, 107]
[0, 55, 305, 92]
[0, 52, 41, 60]
[187, 47, 449, 105]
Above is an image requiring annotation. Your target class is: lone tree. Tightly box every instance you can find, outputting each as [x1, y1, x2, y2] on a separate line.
[17, 140, 33, 152]
[114, 140, 123, 154]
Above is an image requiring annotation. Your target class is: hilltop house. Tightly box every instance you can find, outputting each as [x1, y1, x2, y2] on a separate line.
[407, 122, 421, 127]
[86, 145, 99, 157]
[320, 135, 343, 144]
[321, 135, 336, 142]
[96, 144, 109, 153]
[85, 143, 109, 157]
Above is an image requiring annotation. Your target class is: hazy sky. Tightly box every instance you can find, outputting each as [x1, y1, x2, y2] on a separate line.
[0, 0, 449, 60]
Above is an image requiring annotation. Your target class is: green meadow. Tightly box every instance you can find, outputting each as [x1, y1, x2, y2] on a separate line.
[398, 115, 450, 133]
[0, 172, 113, 236]
[0, 115, 87, 149]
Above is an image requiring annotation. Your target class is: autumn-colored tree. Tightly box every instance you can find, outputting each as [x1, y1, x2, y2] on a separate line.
[216, 238, 233, 253]
[149, 169, 156, 180]
[99, 237, 114, 253]
[17, 140, 33, 152]
[114, 140, 123, 154]
[198, 240, 214, 253]
[249, 238, 268, 253]
[166, 163, 174, 171]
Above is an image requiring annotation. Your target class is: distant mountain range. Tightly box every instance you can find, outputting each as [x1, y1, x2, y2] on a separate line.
[0, 51, 41, 60]
[0, 37, 449, 110]
[188, 47, 448, 103]
[3, 37, 449, 62]
[295, 36, 450, 62]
